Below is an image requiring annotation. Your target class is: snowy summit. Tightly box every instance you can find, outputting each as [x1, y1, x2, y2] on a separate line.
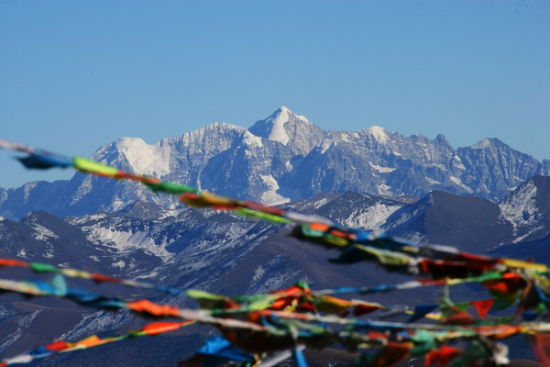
[365, 125, 389, 144]
[250, 106, 311, 146]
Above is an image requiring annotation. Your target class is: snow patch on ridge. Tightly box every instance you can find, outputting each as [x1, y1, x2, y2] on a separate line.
[499, 182, 539, 235]
[313, 197, 329, 209]
[84, 226, 172, 260]
[340, 203, 401, 234]
[259, 174, 290, 206]
[471, 138, 492, 149]
[426, 177, 441, 185]
[365, 125, 389, 144]
[31, 224, 59, 241]
[450, 176, 473, 193]
[59, 311, 130, 341]
[71, 175, 94, 205]
[369, 162, 395, 173]
[116, 137, 171, 177]
[320, 140, 333, 154]
[243, 130, 263, 148]
[264, 106, 291, 145]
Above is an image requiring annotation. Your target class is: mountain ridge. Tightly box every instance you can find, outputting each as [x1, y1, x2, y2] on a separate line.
[1, 106, 549, 220]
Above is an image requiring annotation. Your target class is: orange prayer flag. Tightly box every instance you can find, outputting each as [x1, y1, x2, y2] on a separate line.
[143, 321, 192, 335]
[127, 299, 181, 318]
[75, 335, 107, 348]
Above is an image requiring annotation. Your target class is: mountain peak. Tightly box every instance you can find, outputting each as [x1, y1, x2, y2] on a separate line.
[249, 107, 289, 145]
[274, 106, 309, 123]
[470, 137, 506, 150]
[277, 105, 291, 115]
[364, 125, 389, 144]
[249, 106, 315, 146]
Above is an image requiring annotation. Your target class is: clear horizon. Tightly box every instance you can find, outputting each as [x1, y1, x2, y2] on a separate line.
[1, 0, 549, 188]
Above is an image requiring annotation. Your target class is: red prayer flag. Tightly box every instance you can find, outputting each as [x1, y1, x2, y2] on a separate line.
[533, 334, 550, 366]
[470, 299, 494, 318]
[91, 273, 122, 283]
[373, 342, 411, 367]
[45, 340, 71, 351]
[442, 311, 474, 325]
[0, 258, 27, 267]
[425, 345, 460, 367]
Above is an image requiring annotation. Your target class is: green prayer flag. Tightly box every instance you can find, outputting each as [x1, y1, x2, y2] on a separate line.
[354, 351, 377, 366]
[142, 181, 197, 195]
[29, 262, 58, 273]
[187, 289, 226, 301]
[187, 289, 235, 311]
[490, 291, 517, 309]
[300, 225, 324, 238]
[449, 341, 488, 367]
[234, 208, 290, 224]
[455, 301, 470, 312]
[410, 330, 436, 356]
[356, 245, 411, 266]
[248, 297, 278, 311]
[73, 157, 119, 177]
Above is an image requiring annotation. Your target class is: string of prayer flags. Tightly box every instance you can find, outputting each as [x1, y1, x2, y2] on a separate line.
[0, 257, 182, 295]
[0, 268, 548, 364]
[3, 271, 550, 365]
[0, 320, 194, 367]
[0, 276, 183, 318]
[188, 284, 386, 318]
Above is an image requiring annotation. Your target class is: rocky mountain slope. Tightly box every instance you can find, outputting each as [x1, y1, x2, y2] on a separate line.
[383, 175, 550, 253]
[1, 176, 549, 364]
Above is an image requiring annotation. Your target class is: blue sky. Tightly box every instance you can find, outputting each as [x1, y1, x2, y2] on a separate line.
[1, 0, 549, 188]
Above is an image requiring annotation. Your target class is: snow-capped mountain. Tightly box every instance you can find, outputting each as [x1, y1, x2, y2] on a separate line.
[1, 106, 549, 220]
